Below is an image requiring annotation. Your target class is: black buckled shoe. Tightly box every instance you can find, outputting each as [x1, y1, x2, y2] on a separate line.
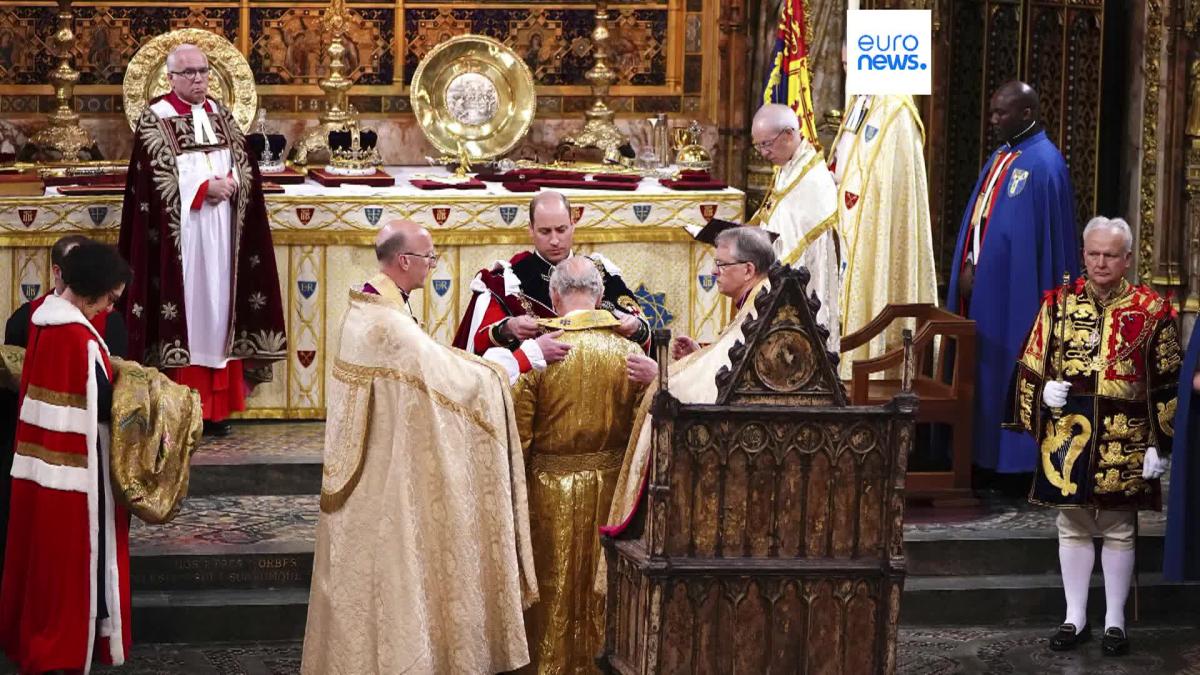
[1049, 623, 1091, 651]
[1101, 627, 1130, 656]
[203, 420, 233, 437]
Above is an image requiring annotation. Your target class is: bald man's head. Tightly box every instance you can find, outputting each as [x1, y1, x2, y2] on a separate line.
[989, 81, 1039, 142]
[751, 103, 802, 166]
[376, 219, 437, 293]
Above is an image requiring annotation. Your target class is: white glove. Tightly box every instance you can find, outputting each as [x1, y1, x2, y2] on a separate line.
[1042, 380, 1071, 408]
[1142, 447, 1169, 480]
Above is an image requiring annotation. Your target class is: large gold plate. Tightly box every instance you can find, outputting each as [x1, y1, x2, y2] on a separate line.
[410, 35, 536, 161]
[122, 29, 257, 132]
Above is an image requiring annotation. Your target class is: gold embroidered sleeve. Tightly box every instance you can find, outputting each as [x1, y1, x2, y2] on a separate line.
[1146, 315, 1181, 456]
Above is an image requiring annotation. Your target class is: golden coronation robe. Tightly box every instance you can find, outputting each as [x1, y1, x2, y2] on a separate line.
[749, 141, 840, 354]
[512, 310, 647, 674]
[599, 278, 772, 589]
[301, 288, 538, 675]
[829, 94, 938, 379]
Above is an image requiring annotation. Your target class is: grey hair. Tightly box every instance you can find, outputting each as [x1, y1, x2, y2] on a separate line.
[549, 256, 603, 300]
[1082, 216, 1133, 254]
[715, 226, 777, 275]
[166, 44, 205, 72]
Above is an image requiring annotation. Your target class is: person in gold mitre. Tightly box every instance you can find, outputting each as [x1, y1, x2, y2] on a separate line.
[748, 103, 840, 353]
[301, 220, 539, 673]
[1006, 217, 1180, 657]
[511, 256, 648, 674]
[828, 72, 938, 378]
[608, 228, 787, 571]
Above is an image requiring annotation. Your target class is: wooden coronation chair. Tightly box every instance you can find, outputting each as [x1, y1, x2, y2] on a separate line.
[840, 304, 976, 502]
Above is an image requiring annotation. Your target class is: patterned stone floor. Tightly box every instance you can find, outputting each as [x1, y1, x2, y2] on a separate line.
[191, 422, 324, 465]
[28, 623, 1179, 674]
[130, 495, 318, 555]
[128, 489, 1164, 554]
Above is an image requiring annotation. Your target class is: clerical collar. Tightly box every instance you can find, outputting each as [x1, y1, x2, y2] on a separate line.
[163, 91, 213, 115]
[1002, 121, 1041, 149]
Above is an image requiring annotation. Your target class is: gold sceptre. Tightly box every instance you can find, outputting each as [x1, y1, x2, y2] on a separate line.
[1050, 271, 1071, 420]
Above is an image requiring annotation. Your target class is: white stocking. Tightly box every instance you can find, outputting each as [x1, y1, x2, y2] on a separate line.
[1059, 544, 1095, 631]
[1101, 546, 1135, 631]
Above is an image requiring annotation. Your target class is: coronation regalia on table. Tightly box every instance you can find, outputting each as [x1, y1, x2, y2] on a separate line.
[1006, 277, 1181, 510]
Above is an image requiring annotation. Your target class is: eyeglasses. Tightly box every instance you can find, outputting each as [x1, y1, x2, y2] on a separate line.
[401, 251, 440, 265]
[752, 128, 789, 153]
[713, 259, 750, 271]
[169, 68, 210, 80]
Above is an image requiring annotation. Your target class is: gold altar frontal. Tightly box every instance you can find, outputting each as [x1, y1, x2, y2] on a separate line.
[0, 168, 743, 419]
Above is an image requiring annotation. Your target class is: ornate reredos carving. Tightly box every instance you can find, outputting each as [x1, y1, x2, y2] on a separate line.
[714, 264, 846, 406]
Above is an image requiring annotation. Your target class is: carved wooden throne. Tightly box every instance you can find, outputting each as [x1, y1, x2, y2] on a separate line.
[600, 265, 917, 674]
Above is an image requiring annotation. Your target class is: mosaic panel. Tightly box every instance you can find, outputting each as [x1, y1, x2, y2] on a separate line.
[0, 0, 692, 114]
[250, 5, 394, 86]
[403, 7, 666, 87]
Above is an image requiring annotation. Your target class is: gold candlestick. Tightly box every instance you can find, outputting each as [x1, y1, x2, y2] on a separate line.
[28, 0, 96, 161]
[563, 0, 627, 163]
[291, 0, 359, 165]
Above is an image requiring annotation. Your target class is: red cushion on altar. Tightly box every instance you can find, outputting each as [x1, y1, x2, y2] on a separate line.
[679, 170, 712, 181]
[409, 178, 487, 190]
[532, 179, 640, 191]
[589, 173, 642, 183]
[501, 181, 541, 192]
[658, 178, 728, 190]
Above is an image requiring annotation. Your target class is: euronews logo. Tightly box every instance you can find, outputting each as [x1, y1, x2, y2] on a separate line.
[846, 10, 932, 95]
[856, 34, 928, 71]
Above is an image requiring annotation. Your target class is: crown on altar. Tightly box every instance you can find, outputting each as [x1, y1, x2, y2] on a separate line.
[248, 109, 287, 174]
[326, 119, 381, 176]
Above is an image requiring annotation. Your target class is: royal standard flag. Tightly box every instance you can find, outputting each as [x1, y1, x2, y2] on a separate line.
[762, 0, 819, 146]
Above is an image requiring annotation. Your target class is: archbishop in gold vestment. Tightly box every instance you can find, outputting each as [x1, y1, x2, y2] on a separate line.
[301, 288, 538, 675]
[512, 310, 647, 674]
[829, 94, 938, 379]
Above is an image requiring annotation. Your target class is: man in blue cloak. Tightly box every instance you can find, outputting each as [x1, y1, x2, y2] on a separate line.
[1165, 324, 1200, 581]
[946, 80, 1080, 480]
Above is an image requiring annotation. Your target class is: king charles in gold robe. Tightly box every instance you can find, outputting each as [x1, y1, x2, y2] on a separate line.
[511, 258, 647, 674]
[301, 285, 538, 675]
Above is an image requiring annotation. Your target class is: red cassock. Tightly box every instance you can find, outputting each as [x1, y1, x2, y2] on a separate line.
[0, 295, 131, 672]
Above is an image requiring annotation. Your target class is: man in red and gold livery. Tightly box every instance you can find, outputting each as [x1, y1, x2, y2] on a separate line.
[1007, 217, 1181, 657]
[118, 43, 286, 437]
[452, 191, 650, 367]
[0, 242, 134, 672]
